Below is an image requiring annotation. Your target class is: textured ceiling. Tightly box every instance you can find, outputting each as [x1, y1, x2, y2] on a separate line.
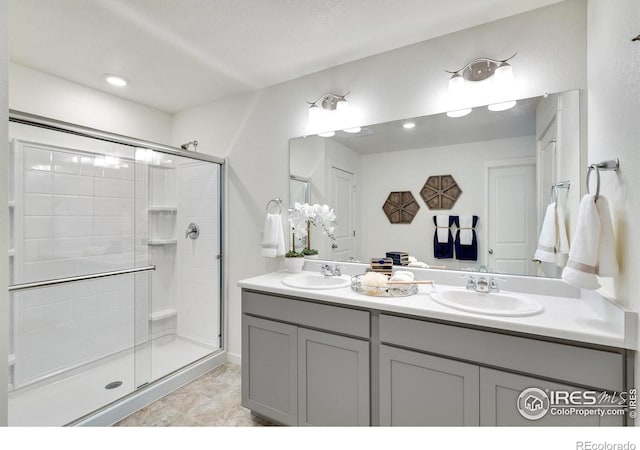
[9, 0, 562, 113]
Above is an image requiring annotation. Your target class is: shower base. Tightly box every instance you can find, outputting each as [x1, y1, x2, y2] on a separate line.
[8, 336, 216, 426]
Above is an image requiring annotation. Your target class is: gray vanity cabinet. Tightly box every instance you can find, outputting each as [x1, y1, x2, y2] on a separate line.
[298, 328, 370, 426]
[479, 368, 623, 426]
[242, 315, 298, 425]
[379, 344, 480, 426]
[242, 290, 371, 426]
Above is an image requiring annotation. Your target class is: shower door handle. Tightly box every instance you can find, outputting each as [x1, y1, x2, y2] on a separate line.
[8, 265, 156, 292]
[185, 223, 200, 239]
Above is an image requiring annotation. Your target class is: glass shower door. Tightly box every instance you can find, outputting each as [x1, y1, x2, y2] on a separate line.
[7, 129, 146, 425]
[137, 149, 222, 383]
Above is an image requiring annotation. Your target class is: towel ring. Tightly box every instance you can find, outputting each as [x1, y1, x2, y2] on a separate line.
[586, 165, 601, 201]
[266, 197, 282, 214]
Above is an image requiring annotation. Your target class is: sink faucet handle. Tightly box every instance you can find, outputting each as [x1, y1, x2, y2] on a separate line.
[333, 265, 343, 276]
[463, 275, 476, 290]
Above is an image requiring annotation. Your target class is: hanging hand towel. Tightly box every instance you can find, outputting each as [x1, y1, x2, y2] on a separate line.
[261, 213, 285, 257]
[432, 215, 454, 259]
[562, 194, 601, 289]
[595, 195, 618, 276]
[533, 202, 570, 267]
[454, 215, 478, 261]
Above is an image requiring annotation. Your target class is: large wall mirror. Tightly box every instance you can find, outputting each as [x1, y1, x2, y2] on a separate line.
[289, 89, 582, 278]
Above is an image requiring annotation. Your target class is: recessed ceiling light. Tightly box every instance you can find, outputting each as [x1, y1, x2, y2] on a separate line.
[488, 100, 517, 112]
[104, 74, 128, 87]
[343, 127, 362, 133]
[446, 108, 472, 118]
[403, 122, 416, 129]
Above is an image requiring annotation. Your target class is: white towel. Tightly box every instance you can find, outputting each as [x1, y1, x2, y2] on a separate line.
[459, 215, 473, 245]
[436, 215, 449, 243]
[562, 194, 618, 289]
[595, 196, 618, 276]
[390, 270, 414, 282]
[533, 202, 569, 267]
[261, 213, 285, 257]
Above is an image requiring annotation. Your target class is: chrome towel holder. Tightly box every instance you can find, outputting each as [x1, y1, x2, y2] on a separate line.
[550, 180, 571, 203]
[586, 159, 619, 201]
[266, 197, 282, 214]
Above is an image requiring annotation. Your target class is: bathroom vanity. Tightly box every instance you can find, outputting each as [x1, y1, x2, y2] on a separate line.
[238, 264, 635, 427]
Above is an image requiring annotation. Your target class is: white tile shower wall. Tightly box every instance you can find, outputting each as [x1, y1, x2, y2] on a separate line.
[12, 140, 145, 388]
[177, 162, 220, 347]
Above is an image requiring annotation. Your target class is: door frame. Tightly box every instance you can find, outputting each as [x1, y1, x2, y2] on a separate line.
[483, 157, 536, 271]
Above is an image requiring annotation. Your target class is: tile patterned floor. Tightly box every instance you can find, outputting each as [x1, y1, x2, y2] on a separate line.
[114, 362, 275, 427]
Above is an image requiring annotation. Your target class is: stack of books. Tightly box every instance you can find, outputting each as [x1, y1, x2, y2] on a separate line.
[370, 257, 394, 276]
[386, 251, 409, 266]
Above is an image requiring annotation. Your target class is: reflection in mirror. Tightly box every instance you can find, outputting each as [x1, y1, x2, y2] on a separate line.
[289, 90, 582, 278]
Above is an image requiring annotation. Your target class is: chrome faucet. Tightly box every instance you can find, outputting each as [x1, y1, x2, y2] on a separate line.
[320, 264, 342, 277]
[465, 275, 500, 293]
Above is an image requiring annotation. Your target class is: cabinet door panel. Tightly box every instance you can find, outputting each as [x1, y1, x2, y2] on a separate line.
[379, 345, 480, 426]
[242, 315, 297, 425]
[298, 328, 370, 426]
[480, 367, 623, 426]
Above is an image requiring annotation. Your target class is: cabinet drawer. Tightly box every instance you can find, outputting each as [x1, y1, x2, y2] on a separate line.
[380, 314, 623, 391]
[242, 289, 370, 339]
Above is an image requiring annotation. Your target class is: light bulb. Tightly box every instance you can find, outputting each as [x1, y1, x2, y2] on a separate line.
[336, 98, 349, 113]
[403, 122, 416, 129]
[494, 62, 513, 84]
[318, 131, 335, 137]
[448, 73, 464, 93]
[446, 108, 472, 118]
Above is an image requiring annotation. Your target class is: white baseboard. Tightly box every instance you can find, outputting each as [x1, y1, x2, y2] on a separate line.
[226, 351, 241, 365]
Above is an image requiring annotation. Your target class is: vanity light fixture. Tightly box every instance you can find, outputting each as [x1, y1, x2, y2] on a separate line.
[104, 74, 128, 87]
[306, 92, 354, 136]
[446, 53, 516, 90]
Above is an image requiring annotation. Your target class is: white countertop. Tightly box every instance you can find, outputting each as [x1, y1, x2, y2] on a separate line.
[238, 270, 634, 349]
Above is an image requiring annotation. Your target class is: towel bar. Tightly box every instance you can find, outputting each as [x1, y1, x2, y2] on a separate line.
[586, 159, 619, 201]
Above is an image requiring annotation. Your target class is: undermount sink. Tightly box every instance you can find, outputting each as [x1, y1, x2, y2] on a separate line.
[430, 288, 544, 317]
[282, 273, 350, 290]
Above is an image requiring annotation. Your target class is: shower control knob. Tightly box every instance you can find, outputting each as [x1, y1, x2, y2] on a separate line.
[185, 223, 200, 239]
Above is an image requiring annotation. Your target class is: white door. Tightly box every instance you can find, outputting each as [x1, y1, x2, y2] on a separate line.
[487, 163, 537, 275]
[329, 167, 356, 260]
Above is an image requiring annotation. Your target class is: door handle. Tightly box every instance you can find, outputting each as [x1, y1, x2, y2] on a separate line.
[488, 249, 494, 254]
[331, 243, 338, 249]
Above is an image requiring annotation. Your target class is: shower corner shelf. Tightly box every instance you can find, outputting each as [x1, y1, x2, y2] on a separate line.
[8, 201, 16, 208]
[8, 353, 16, 366]
[148, 206, 177, 212]
[148, 239, 177, 246]
[149, 309, 177, 322]
[8, 248, 16, 257]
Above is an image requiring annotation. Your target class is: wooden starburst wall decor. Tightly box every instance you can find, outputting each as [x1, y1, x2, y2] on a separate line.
[420, 175, 462, 209]
[382, 191, 420, 224]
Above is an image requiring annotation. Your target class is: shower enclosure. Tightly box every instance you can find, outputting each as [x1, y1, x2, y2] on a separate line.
[7, 112, 224, 426]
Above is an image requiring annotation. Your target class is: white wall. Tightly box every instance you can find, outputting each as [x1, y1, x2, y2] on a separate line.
[171, 0, 587, 361]
[9, 63, 172, 144]
[1, 0, 9, 428]
[587, 0, 640, 391]
[359, 135, 535, 268]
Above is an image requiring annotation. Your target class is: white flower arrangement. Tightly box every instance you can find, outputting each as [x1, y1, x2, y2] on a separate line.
[288, 202, 336, 254]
